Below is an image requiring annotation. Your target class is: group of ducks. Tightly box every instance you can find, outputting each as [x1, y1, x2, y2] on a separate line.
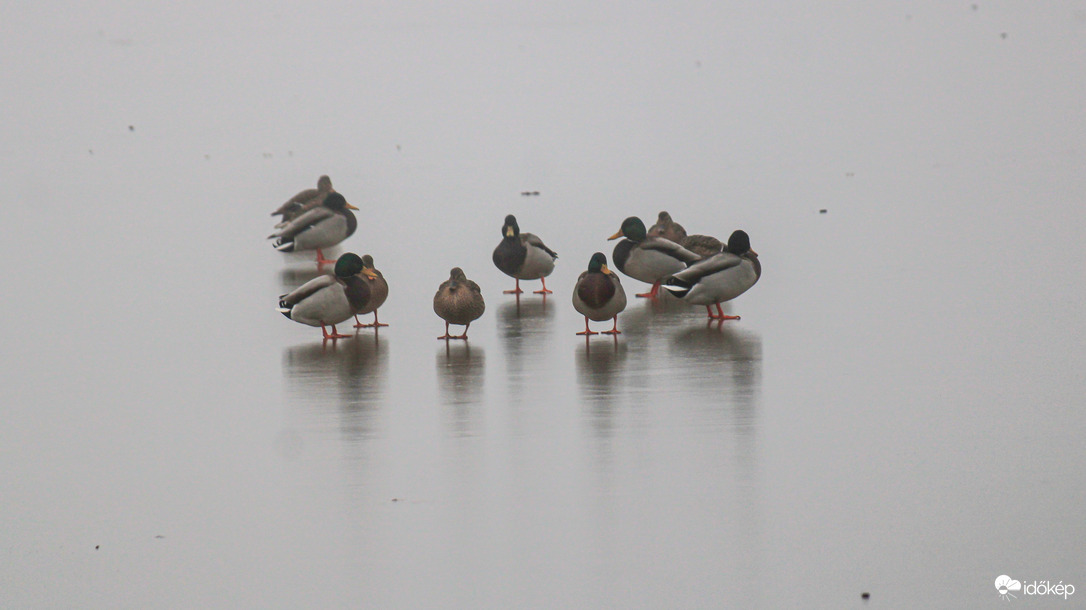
[270, 176, 761, 341]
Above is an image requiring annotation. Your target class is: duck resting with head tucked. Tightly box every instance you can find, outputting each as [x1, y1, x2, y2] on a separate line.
[278, 252, 367, 340]
[663, 229, 761, 320]
[648, 210, 724, 257]
[492, 214, 557, 295]
[271, 175, 335, 229]
[572, 252, 627, 336]
[647, 211, 687, 243]
[608, 216, 702, 298]
[269, 192, 358, 265]
[434, 267, 486, 340]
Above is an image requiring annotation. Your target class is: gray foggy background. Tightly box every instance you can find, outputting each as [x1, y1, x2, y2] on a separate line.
[2, 1, 1084, 607]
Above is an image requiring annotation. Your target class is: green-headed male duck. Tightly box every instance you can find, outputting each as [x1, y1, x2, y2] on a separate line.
[608, 216, 702, 298]
[572, 252, 627, 336]
[278, 252, 367, 340]
[663, 230, 761, 320]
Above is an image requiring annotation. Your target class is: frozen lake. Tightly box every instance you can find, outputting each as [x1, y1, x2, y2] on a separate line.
[3, 2, 1085, 607]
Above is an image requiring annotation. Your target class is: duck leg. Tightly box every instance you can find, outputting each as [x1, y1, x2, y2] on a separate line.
[503, 279, 523, 295]
[635, 281, 661, 299]
[709, 303, 740, 321]
[456, 323, 471, 340]
[576, 316, 598, 336]
[601, 316, 621, 335]
[354, 311, 388, 328]
[533, 277, 553, 295]
[321, 323, 351, 340]
[437, 321, 454, 340]
[315, 248, 337, 266]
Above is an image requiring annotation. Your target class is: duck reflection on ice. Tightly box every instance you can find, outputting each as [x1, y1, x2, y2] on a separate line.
[575, 338, 628, 438]
[435, 342, 485, 436]
[281, 333, 389, 445]
[497, 295, 556, 398]
[668, 323, 762, 426]
[496, 294, 554, 340]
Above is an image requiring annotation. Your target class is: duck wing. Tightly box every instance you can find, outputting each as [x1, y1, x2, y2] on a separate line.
[640, 237, 702, 264]
[670, 252, 742, 284]
[279, 274, 338, 306]
[521, 233, 558, 259]
[270, 206, 335, 239]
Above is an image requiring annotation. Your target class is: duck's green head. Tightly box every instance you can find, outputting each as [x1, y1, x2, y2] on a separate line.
[587, 252, 611, 274]
[334, 253, 365, 278]
[502, 214, 520, 238]
[608, 216, 646, 241]
[726, 230, 755, 256]
[325, 193, 359, 211]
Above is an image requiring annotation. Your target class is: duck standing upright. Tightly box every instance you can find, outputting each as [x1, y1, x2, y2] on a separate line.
[572, 252, 627, 335]
[352, 254, 389, 329]
[269, 192, 358, 265]
[608, 216, 702, 298]
[434, 268, 486, 340]
[492, 214, 557, 295]
[278, 253, 368, 339]
[271, 175, 334, 228]
[663, 230, 761, 320]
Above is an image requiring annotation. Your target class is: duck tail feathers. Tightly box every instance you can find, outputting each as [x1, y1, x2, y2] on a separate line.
[663, 276, 692, 298]
[278, 300, 293, 318]
[274, 238, 295, 252]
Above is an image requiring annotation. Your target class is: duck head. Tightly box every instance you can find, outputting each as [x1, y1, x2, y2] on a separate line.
[608, 216, 647, 241]
[587, 252, 612, 274]
[448, 267, 468, 290]
[726, 230, 757, 257]
[324, 192, 359, 211]
[361, 254, 380, 279]
[501, 214, 520, 238]
[334, 253, 365, 278]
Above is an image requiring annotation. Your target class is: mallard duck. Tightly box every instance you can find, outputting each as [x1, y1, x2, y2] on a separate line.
[608, 216, 702, 298]
[352, 254, 389, 328]
[434, 267, 485, 340]
[647, 211, 687, 243]
[269, 192, 358, 265]
[278, 252, 367, 339]
[271, 175, 334, 228]
[492, 214, 557, 294]
[663, 230, 761, 320]
[572, 252, 627, 335]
